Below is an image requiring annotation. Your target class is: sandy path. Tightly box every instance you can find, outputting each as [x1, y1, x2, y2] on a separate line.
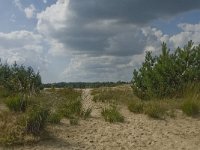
[3, 89, 200, 150]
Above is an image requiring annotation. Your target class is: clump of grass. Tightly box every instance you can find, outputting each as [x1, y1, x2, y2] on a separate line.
[81, 108, 92, 119]
[69, 118, 79, 125]
[47, 112, 62, 124]
[181, 99, 199, 117]
[23, 105, 49, 135]
[144, 102, 167, 119]
[128, 100, 144, 113]
[60, 97, 82, 118]
[101, 106, 124, 123]
[5, 95, 28, 112]
[0, 111, 42, 146]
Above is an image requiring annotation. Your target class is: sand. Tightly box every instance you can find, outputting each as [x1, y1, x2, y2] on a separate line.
[1, 89, 200, 150]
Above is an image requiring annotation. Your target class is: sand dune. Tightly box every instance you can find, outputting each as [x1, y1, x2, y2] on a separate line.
[5, 89, 200, 150]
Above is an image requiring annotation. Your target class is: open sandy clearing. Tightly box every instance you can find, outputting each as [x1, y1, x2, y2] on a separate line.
[2, 89, 200, 150]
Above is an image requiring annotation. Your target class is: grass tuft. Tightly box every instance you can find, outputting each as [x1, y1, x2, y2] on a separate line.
[23, 105, 49, 135]
[128, 100, 144, 113]
[5, 95, 28, 112]
[101, 106, 124, 123]
[81, 108, 92, 119]
[48, 112, 62, 124]
[181, 99, 199, 117]
[144, 102, 167, 119]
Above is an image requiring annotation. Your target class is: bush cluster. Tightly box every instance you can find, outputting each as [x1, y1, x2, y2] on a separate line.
[0, 61, 42, 95]
[132, 41, 200, 100]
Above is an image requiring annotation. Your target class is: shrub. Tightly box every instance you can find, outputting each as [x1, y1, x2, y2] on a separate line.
[132, 41, 200, 100]
[24, 105, 49, 135]
[0, 61, 42, 95]
[128, 100, 144, 113]
[5, 95, 28, 112]
[144, 102, 167, 119]
[101, 106, 124, 123]
[181, 99, 199, 116]
[47, 112, 62, 124]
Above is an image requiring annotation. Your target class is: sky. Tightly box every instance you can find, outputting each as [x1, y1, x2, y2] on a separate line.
[1, 0, 200, 83]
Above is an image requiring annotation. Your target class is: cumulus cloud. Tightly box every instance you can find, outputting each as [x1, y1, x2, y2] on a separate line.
[0, 30, 48, 71]
[24, 4, 36, 19]
[37, 0, 200, 56]
[35, 0, 200, 82]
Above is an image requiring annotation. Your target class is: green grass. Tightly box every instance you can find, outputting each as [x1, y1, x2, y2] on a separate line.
[101, 106, 124, 123]
[5, 95, 28, 112]
[91, 86, 137, 105]
[144, 101, 167, 119]
[181, 99, 199, 117]
[128, 100, 144, 113]
[23, 105, 49, 135]
[47, 112, 62, 124]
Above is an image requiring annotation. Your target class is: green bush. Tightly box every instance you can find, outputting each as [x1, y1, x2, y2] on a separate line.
[48, 112, 62, 124]
[144, 102, 167, 119]
[24, 105, 49, 135]
[101, 106, 124, 123]
[128, 100, 144, 113]
[181, 99, 199, 116]
[132, 41, 200, 100]
[5, 95, 28, 112]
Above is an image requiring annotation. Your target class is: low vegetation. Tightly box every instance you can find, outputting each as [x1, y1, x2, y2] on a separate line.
[92, 85, 137, 104]
[101, 106, 124, 123]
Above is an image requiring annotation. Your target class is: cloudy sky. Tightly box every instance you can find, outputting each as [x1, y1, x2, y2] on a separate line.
[1, 0, 200, 83]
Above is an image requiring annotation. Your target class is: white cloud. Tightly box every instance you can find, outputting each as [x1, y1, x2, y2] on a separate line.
[15, 0, 198, 82]
[0, 30, 48, 73]
[169, 23, 200, 47]
[24, 4, 36, 19]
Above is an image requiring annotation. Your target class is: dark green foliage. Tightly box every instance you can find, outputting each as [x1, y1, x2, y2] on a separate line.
[132, 41, 200, 100]
[0, 61, 42, 95]
[101, 106, 124, 123]
[5, 95, 28, 112]
[181, 100, 199, 117]
[24, 106, 49, 135]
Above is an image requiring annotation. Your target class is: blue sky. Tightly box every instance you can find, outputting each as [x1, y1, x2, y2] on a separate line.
[1, 0, 200, 83]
